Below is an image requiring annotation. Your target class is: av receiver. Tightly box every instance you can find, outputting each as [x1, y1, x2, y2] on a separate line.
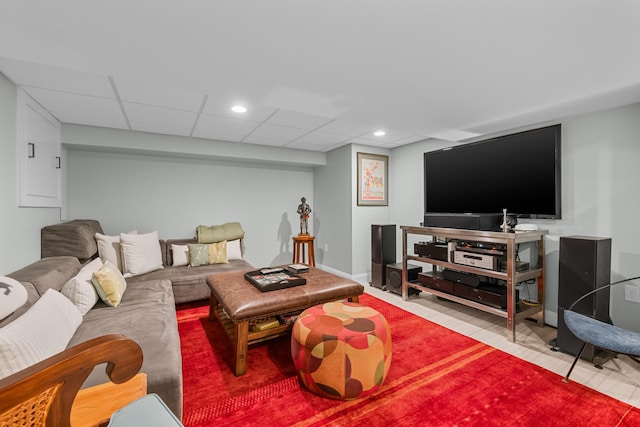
[414, 241, 456, 262]
[453, 250, 499, 271]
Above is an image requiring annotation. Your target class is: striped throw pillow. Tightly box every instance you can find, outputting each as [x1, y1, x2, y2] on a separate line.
[0, 289, 82, 379]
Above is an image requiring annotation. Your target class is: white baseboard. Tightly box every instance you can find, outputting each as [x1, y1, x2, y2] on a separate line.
[316, 264, 369, 285]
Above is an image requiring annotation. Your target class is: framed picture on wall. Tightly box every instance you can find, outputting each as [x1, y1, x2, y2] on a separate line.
[357, 152, 388, 206]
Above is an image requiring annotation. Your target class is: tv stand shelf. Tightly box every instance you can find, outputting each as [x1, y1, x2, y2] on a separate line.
[400, 225, 547, 342]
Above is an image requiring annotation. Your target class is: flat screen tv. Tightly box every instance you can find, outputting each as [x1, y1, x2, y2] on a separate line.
[424, 124, 561, 221]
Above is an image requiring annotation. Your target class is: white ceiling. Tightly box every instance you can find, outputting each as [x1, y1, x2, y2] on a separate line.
[1, 1, 640, 152]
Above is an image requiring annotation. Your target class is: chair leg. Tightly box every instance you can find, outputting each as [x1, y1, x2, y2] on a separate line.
[563, 342, 587, 383]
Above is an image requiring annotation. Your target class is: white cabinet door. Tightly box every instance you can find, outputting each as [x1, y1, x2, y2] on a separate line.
[17, 88, 62, 207]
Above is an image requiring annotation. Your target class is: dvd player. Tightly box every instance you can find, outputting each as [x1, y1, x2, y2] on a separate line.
[453, 250, 499, 271]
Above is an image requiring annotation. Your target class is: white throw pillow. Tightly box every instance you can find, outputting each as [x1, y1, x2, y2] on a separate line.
[0, 289, 82, 379]
[95, 231, 137, 272]
[226, 239, 243, 261]
[0, 276, 28, 320]
[61, 258, 103, 315]
[120, 231, 164, 277]
[171, 244, 189, 267]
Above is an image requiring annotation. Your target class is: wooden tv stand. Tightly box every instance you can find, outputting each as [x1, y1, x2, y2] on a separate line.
[400, 225, 547, 342]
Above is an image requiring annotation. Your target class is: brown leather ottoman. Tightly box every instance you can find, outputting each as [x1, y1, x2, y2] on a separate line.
[206, 267, 364, 376]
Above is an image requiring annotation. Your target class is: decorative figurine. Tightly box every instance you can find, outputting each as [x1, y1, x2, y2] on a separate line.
[297, 197, 311, 235]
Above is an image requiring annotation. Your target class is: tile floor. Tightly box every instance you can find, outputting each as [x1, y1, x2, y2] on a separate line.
[362, 284, 640, 408]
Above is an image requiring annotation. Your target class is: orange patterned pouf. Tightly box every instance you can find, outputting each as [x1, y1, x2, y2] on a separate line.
[291, 301, 392, 400]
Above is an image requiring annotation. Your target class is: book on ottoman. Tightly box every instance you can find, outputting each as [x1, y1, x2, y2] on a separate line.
[244, 267, 306, 292]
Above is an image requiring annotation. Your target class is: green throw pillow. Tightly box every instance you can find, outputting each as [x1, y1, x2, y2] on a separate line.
[188, 244, 210, 267]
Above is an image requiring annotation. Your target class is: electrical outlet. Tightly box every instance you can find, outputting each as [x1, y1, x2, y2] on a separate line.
[624, 284, 640, 303]
[324, 243, 329, 252]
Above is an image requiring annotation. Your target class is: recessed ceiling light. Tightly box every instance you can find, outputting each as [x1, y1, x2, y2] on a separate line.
[231, 105, 247, 113]
[374, 130, 386, 137]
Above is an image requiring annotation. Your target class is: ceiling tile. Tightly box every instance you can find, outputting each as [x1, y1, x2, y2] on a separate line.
[266, 110, 334, 130]
[202, 101, 277, 122]
[0, 57, 114, 98]
[347, 137, 387, 148]
[382, 135, 427, 147]
[241, 136, 293, 147]
[129, 121, 191, 137]
[315, 120, 374, 137]
[114, 77, 204, 112]
[192, 115, 259, 142]
[245, 123, 310, 145]
[284, 140, 333, 151]
[429, 129, 481, 142]
[357, 128, 413, 143]
[287, 130, 350, 147]
[21, 86, 127, 129]
[123, 102, 198, 128]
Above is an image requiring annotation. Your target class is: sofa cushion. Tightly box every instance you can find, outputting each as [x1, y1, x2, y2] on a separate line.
[95, 231, 137, 272]
[61, 258, 103, 315]
[6, 256, 81, 296]
[0, 288, 82, 379]
[125, 259, 254, 304]
[165, 238, 196, 267]
[120, 231, 164, 277]
[227, 239, 243, 260]
[171, 244, 189, 267]
[41, 219, 104, 261]
[188, 244, 210, 267]
[208, 241, 228, 264]
[69, 279, 183, 418]
[91, 260, 128, 307]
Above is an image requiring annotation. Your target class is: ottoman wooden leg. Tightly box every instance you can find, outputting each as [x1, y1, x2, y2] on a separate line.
[234, 321, 249, 376]
[208, 293, 220, 321]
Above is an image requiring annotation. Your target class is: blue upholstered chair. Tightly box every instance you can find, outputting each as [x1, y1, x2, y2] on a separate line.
[563, 276, 640, 382]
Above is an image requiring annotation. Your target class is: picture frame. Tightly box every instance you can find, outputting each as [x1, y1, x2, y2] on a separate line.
[357, 152, 388, 206]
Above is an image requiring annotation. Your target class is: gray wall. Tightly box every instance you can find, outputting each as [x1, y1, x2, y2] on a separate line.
[313, 144, 353, 273]
[65, 147, 314, 269]
[313, 143, 393, 278]
[350, 145, 392, 280]
[0, 72, 61, 274]
[387, 102, 640, 331]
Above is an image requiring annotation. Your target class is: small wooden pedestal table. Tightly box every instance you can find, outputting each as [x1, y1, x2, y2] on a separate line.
[292, 234, 316, 266]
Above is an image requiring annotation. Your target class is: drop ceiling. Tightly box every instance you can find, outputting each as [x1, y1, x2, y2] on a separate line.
[1, 1, 639, 152]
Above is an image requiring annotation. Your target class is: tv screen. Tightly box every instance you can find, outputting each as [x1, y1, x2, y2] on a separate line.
[424, 124, 561, 219]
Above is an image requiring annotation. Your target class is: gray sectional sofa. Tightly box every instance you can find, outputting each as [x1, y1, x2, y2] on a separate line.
[2, 219, 254, 419]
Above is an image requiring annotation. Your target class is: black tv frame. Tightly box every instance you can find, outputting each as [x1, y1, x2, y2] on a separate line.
[423, 124, 562, 225]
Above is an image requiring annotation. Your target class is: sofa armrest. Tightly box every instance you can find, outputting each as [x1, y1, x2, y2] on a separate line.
[71, 373, 147, 427]
[41, 219, 104, 261]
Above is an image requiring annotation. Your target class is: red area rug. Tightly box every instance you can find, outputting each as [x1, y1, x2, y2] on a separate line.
[177, 294, 640, 426]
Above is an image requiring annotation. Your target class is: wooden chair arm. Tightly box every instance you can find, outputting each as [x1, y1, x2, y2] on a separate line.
[0, 334, 143, 427]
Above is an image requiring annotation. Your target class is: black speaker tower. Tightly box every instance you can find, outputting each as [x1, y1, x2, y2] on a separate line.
[556, 236, 612, 361]
[371, 224, 396, 290]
